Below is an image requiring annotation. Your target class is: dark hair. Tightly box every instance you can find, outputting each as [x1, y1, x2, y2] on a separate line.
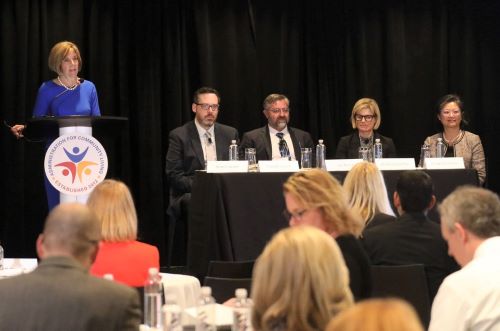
[192, 87, 221, 104]
[436, 94, 468, 128]
[396, 171, 434, 212]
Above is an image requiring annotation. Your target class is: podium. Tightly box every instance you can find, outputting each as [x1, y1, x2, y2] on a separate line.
[25, 116, 128, 206]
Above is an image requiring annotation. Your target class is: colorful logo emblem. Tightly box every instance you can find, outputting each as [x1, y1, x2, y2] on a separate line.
[44, 134, 108, 195]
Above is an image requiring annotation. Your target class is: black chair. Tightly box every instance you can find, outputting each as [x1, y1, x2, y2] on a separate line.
[370, 264, 431, 328]
[203, 277, 252, 303]
[206, 260, 255, 278]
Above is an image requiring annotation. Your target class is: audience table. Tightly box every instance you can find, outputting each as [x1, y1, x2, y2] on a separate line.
[187, 169, 478, 278]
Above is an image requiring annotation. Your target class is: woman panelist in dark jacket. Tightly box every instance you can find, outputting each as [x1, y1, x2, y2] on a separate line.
[335, 98, 396, 159]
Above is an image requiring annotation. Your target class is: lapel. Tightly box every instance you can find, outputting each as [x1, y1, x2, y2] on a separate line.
[187, 121, 205, 166]
[214, 123, 227, 161]
[289, 127, 301, 160]
[263, 126, 273, 159]
[349, 132, 361, 159]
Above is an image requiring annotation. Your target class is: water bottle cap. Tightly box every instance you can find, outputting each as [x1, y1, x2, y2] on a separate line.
[437, 137, 442, 142]
[148, 267, 159, 276]
[318, 139, 324, 144]
[201, 286, 212, 296]
[235, 288, 248, 298]
[375, 138, 381, 143]
[231, 140, 236, 144]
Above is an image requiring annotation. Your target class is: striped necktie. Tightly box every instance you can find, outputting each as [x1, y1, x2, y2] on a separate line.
[204, 132, 216, 161]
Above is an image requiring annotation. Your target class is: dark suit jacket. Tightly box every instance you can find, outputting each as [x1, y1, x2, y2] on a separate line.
[165, 120, 239, 198]
[363, 212, 396, 233]
[335, 131, 397, 159]
[361, 212, 459, 302]
[238, 125, 314, 163]
[0, 256, 141, 331]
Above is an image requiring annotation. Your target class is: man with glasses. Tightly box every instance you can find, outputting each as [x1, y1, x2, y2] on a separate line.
[165, 87, 238, 265]
[335, 98, 396, 159]
[239, 93, 314, 162]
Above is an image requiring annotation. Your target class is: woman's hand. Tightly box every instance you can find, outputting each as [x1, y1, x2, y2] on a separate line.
[10, 124, 25, 139]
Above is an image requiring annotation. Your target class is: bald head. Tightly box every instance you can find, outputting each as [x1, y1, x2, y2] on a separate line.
[39, 203, 101, 264]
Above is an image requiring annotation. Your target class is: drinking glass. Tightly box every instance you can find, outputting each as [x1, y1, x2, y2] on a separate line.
[300, 148, 312, 169]
[358, 146, 370, 161]
[245, 148, 258, 172]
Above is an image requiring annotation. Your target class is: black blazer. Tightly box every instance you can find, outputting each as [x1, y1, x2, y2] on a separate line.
[335, 131, 397, 159]
[239, 125, 314, 163]
[165, 120, 239, 198]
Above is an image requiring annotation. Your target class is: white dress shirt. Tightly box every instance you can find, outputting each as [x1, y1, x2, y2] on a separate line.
[429, 236, 500, 331]
[268, 125, 296, 160]
[195, 120, 217, 162]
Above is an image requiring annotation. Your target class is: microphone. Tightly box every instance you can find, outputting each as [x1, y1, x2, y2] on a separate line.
[363, 138, 370, 145]
[207, 137, 213, 144]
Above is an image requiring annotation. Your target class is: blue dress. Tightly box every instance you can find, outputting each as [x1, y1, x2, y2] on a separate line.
[33, 79, 101, 210]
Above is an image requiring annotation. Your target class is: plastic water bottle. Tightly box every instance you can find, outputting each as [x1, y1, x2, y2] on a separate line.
[373, 138, 383, 159]
[103, 273, 114, 281]
[144, 267, 163, 329]
[0, 242, 3, 270]
[315, 139, 326, 170]
[436, 137, 446, 157]
[419, 144, 430, 168]
[232, 288, 253, 331]
[229, 140, 239, 161]
[196, 286, 216, 331]
[163, 294, 182, 331]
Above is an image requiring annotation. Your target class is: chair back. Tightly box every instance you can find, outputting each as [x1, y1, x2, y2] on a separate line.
[203, 277, 252, 303]
[371, 264, 431, 328]
[207, 260, 255, 278]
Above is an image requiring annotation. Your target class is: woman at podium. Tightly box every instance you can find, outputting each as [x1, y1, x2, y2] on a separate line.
[10, 41, 101, 209]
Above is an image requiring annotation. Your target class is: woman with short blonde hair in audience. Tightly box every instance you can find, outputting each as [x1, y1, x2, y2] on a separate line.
[283, 169, 371, 300]
[343, 162, 396, 232]
[88, 179, 159, 287]
[326, 298, 424, 331]
[251, 226, 353, 331]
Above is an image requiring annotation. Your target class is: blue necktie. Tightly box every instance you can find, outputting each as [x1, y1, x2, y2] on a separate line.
[276, 132, 290, 159]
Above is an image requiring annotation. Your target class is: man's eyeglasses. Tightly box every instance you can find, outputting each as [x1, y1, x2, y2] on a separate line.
[196, 103, 220, 111]
[282, 209, 308, 221]
[355, 114, 375, 122]
[268, 108, 290, 114]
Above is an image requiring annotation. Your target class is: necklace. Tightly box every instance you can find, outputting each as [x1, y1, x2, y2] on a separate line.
[443, 130, 462, 145]
[57, 76, 79, 90]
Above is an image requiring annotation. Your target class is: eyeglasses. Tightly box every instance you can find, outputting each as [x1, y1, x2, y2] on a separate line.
[196, 103, 220, 111]
[268, 108, 290, 114]
[355, 114, 375, 122]
[282, 209, 308, 221]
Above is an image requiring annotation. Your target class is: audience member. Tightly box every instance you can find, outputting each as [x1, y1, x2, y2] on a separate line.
[88, 179, 160, 287]
[335, 98, 396, 159]
[429, 186, 500, 331]
[283, 169, 371, 300]
[326, 298, 424, 331]
[239, 93, 314, 163]
[251, 226, 353, 331]
[362, 171, 459, 302]
[423, 94, 486, 185]
[0, 203, 141, 330]
[343, 161, 396, 232]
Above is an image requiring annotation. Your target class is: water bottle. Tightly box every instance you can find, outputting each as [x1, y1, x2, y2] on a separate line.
[229, 140, 239, 161]
[436, 137, 446, 157]
[0, 242, 3, 270]
[373, 138, 383, 159]
[103, 273, 114, 281]
[232, 288, 253, 331]
[144, 267, 163, 329]
[315, 139, 326, 170]
[196, 286, 216, 331]
[163, 294, 182, 331]
[419, 144, 430, 168]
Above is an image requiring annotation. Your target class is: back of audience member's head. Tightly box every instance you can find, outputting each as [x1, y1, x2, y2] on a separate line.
[251, 226, 353, 331]
[396, 171, 434, 213]
[283, 169, 363, 237]
[439, 186, 500, 239]
[87, 179, 137, 242]
[343, 162, 395, 226]
[39, 203, 101, 265]
[326, 298, 424, 331]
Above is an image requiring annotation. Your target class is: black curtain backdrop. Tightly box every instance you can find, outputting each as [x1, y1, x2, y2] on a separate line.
[1, 0, 499, 264]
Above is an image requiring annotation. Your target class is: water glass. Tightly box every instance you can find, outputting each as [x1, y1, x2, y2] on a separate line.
[245, 148, 258, 172]
[358, 146, 370, 161]
[300, 148, 312, 169]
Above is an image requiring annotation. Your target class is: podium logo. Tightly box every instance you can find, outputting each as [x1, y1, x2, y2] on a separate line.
[44, 134, 108, 195]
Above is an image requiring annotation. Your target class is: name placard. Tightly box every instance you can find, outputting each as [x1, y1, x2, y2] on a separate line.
[375, 158, 416, 170]
[206, 161, 249, 173]
[424, 157, 465, 169]
[325, 159, 364, 171]
[258, 160, 300, 172]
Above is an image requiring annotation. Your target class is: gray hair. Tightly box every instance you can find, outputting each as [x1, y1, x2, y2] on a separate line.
[438, 186, 500, 238]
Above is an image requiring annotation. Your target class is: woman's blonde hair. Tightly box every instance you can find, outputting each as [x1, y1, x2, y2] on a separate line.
[48, 41, 82, 74]
[283, 169, 364, 236]
[326, 298, 424, 331]
[350, 98, 382, 130]
[343, 162, 395, 226]
[252, 226, 354, 331]
[86, 179, 137, 242]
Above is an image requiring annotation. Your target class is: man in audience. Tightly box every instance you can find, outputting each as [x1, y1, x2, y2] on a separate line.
[239, 93, 314, 162]
[429, 186, 500, 331]
[362, 171, 458, 302]
[165, 87, 238, 264]
[0, 203, 141, 330]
